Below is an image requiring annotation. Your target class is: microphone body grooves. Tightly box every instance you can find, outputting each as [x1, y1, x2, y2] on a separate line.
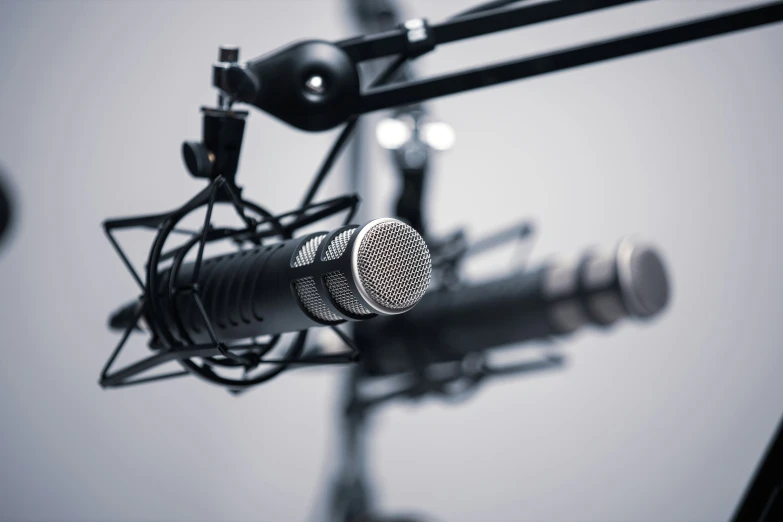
[111, 218, 432, 344]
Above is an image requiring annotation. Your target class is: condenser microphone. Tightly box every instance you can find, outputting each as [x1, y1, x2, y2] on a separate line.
[110, 218, 431, 344]
[355, 238, 670, 376]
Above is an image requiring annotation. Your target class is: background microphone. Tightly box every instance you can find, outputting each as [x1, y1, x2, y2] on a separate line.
[354, 238, 670, 376]
[110, 218, 431, 344]
[0, 167, 13, 250]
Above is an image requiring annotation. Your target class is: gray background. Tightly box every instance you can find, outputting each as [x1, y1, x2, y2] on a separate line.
[1, 1, 782, 521]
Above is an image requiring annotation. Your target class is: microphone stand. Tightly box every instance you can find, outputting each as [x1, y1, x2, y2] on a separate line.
[326, 340, 565, 522]
[321, 4, 563, 520]
[214, 0, 783, 132]
[347, 0, 430, 237]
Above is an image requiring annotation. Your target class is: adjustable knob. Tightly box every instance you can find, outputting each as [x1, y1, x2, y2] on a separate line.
[182, 141, 214, 178]
[218, 45, 239, 63]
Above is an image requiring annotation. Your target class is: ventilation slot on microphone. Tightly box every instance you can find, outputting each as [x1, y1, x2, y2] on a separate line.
[292, 233, 327, 267]
[292, 277, 342, 322]
[324, 271, 372, 316]
[322, 227, 358, 261]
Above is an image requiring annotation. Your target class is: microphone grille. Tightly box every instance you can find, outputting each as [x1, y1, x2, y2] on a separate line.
[325, 271, 373, 316]
[293, 276, 343, 322]
[323, 227, 357, 261]
[292, 233, 345, 322]
[355, 220, 431, 312]
[293, 234, 326, 267]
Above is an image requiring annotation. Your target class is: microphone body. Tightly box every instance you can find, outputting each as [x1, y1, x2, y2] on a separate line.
[111, 218, 431, 344]
[355, 238, 670, 376]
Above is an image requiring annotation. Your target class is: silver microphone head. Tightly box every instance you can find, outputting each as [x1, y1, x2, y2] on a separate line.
[351, 218, 432, 315]
[291, 218, 431, 322]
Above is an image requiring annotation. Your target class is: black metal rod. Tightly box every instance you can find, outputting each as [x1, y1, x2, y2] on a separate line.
[102, 210, 172, 231]
[262, 353, 358, 365]
[100, 332, 357, 387]
[119, 371, 191, 387]
[104, 229, 145, 290]
[435, 0, 643, 46]
[338, 0, 646, 62]
[358, 1, 783, 113]
[101, 346, 225, 388]
[100, 299, 146, 385]
[276, 194, 358, 222]
[221, 179, 256, 230]
[191, 179, 219, 284]
[299, 54, 408, 210]
[452, 0, 529, 19]
[731, 410, 783, 522]
[284, 195, 359, 234]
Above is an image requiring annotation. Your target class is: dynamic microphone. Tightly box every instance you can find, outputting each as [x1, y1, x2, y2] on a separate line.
[110, 218, 431, 344]
[354, 238, 670, 376]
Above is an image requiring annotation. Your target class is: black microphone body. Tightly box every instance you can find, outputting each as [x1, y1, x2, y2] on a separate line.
[159, 234, 323, 343]
[110, 218, 431, 344]
[355, 238, 670, 376]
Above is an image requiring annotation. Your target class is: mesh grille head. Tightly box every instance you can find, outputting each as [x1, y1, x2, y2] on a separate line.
[323, 228, 357, 261]
[293, 277, 342, 322]
[354, 219, 431, 313]
[324, 271, 373, 316]
[292, 234, 326, 267]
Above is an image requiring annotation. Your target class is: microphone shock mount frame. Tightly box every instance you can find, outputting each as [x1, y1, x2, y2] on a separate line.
[101, 177, 363, 392]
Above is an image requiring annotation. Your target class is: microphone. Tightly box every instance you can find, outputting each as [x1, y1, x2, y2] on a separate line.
[0, 167, 12, 249]
[354, 238, 670, 376]
[110, 218, 431, 344]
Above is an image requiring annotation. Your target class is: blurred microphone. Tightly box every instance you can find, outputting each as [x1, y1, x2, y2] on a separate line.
[355, 238, 669, 376]
[110, 218, 431, 343]
[0, 168, 12, 249]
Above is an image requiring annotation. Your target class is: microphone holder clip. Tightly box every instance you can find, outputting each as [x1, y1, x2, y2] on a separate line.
[181, 47, 249, 197]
